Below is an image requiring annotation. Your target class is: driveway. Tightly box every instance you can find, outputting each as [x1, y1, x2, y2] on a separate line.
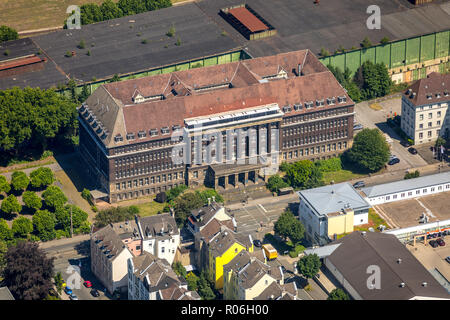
[354, 97, 428, 171]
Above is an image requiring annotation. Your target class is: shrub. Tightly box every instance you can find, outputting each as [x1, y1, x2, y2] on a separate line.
[404, 170, 420, 180]
[42, 186, 67, 209]
[30, 167, 55, 189]
[361, 36, 372, 48]
[0, 25, 19, 42]
[166, 24, 175, 37]
[11, 171, 29, 192]
[314, 157, 342, 172]
[22, 191, 42, 211]
[1, 195, 22, 215]
[78, 39, 86, 49]
[266, 175, 289, 193]
[81, 188, 92, 204]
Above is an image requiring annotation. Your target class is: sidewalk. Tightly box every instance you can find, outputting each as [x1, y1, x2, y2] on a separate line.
[39, 234, 90, 250]
[226, 193, 298, 210]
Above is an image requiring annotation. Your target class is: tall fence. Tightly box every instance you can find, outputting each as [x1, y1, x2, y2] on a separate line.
[320, 30, 450, 79]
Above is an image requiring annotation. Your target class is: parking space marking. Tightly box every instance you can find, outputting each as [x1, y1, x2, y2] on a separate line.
[415, 198, 436, 218]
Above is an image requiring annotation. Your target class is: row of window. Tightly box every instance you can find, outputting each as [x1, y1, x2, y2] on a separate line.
[114, 162, 183, 179]
[418, 129, 440, 139]
[114, 150, 172, 166]
[282, 141, 348, 159]
[283, 119, 348, 136]
[116, 184, 179, 200]
[115, 172, 184, 190]
[112, 138, 173, 155]
[282, 108, 349, 125]
[282, 131, 348, 148]
[385, 184, 450, 200]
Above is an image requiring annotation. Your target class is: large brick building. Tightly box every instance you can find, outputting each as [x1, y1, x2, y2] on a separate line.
[78, 49, 355, 203]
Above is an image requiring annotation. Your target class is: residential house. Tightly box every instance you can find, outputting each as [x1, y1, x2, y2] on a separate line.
[254, 281, 299, 300]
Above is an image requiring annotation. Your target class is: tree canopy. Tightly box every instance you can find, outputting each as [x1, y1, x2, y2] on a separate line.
[284, 160, 324, 190]
[274, 210, 305, 245]
[3, 241, 54, 300]
[94, 206, 138, 228]
[32, 210, 56, 241]
[0, 218, 13, 242]
[266, 175, 289, 193]
[172, 261, 187, 279]
[173, 192, 204, 227]
[42, 186, 67, 209]
[0, 25, 18, 42]
[55, 205, 89, 233]
[354, 61, 392, 100]
[345, 128, 390, 173]
[0, 87, 77, 163]
[0, 175, 11, 194]
[22, 191, 42, 211]
[328, 288, 350, 300]
[297, 253, 321, 279]
[12, 217, 33, 238]
[11, 171, 29, 192]
[29, 167, 55, 189]
[1, 194, 22, 214]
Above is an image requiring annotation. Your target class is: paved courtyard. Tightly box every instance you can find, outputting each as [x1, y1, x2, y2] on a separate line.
[375, 191, 450, 229]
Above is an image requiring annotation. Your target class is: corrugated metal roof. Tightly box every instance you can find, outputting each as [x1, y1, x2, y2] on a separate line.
[298, 182, 371, 217]
[304, 243, 341, 258]
[361, 171, 450, 198]
[228, 7, 269, 33]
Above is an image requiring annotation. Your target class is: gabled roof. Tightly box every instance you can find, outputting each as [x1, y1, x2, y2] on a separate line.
[326, 231, 449, 300]
[139, 213, 179, 239]
[404, 72, 450, 106]
[91, 224, 131, 260]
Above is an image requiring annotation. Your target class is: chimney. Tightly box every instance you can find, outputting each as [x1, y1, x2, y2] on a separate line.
[397, 258, 402, 264]
[208, 198, 211, 206]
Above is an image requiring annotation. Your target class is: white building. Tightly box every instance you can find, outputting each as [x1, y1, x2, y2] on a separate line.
[137, 213, 180, 264]
[400, 72, 450, 144]
[298, 182, 371, 246]
[361, 171, 450, 205]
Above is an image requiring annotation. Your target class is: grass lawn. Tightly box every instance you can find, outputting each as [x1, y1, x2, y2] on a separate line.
[134, 201, 166, 217]
[322, 169, 365, 185]
[0, 0, 185, 32]
[354, 208, 388, 232]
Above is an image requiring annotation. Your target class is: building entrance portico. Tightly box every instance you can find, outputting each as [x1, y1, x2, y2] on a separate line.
[210, 162, 264, 190]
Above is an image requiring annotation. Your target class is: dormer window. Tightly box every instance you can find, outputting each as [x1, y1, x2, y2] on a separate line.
[436, 93, 441, 98]
[150, 129, 158, 137]
[114, 134, 123, 142]
[316, 99, 324, 107]
[293, 103, 302, 111]
[161, 127, 170, 135]
[92, 121, 98, 128]
[138, 131, 146, 138]
[337, 96, 347, 103]
[426, 94, 432, 100]
[126, 133, 135, 140]
[172, 125, 181, 131]
[282, 105, 291, 113]
[305, 101, 313, 109]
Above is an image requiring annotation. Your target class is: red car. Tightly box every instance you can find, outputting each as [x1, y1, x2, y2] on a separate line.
[83, 281, 92, 288]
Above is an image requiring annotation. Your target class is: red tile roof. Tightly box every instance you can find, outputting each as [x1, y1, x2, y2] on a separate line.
[228, 7, 269, 33]
[404, 72, 450, 106]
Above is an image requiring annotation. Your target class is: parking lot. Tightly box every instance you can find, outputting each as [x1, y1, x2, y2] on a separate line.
[354, 97, 428, 171]
[407, 241, 450, 292]
[375, 191, 450, 228]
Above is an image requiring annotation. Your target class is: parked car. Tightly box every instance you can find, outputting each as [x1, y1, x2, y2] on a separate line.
[445, 256, 450, 264]
[353, 181, 365, 188]
[253, 239, 262, 248]
[90, 289, 100, 297]
[436, 238, 445, 246]
[353, 124, 363, 130]
[388, 158, 400, 165]
[69, 293, 78, 300]
[64, 287, 73, 295]
[429, 240, 439, 248]
[408, 147, 418, 155]
[400, 140, 411, 147]
[83, 280, 92, 288]
[389, 154, 397, 160]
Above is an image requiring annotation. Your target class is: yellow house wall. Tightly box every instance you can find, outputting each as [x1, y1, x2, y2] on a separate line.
[327, 210, 354, 237]
[211, 242, 247, 289]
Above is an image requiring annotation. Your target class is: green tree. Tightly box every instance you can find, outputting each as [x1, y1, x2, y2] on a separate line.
[1, 194, 22, 215]
[297, 253, 321, 280]
[29, 167, 54, 189]
[80, 3, 103, 25]
[11, 171, 29, 192]
[346, 128, 390, 172]
[22, 191, 42, 211]
[320, 47, 330, 57]
[404, 170, 420, 180]
[100, 0, 124, 20]
[118, 0, 148, 15]
[173, 192, 204, 227]
[12, 217, 33, 238]
[327, 65, 362, 103]
[0, 219, 13, 242]
[361, 36, 372, 48]
[274, 210, 305, 245]
[172, 261, 187, 279]
[266, 175, 289, 193]
[0, 25, 19, 42]
[198, 270, 216, 300]
[380, 36, 390, 45]
[54, 205, 88, 233]
[32, 210, 56, 241]
[354, 61, 392, 100]
[328, 288, 350, 300]
[3, 241, 55, 300]
[0, 239, 7, 272]
[0, 175, 11, 194]
[42, 186, 67, 210]
[435, 137, 446, 148]
[197, 189, 223, 204]
[109, 74, 121, 82]
[54, 272, 64, 294]
[94, 206, 137, 228]
[166, 185, 187, 202]
[186, 272, 199, 291]
[285, 160, 323, 190]
[79, 84, 91, 102]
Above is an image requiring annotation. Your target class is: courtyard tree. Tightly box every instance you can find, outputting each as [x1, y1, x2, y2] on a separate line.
[42, 186, 67, 209]
[173, 192, 204, 227]
[12, 217, 33, 238]
[285, 160, 323, 190]
[0, 218, 13, 242]
[32, 210, 56, 241]
[345, 128, 390, 173]
[0, 175, 11, 194]
[0, 239, 7, 272]
[1, 194, 22, 215]
[54, 205, 89, 233]
[22, 191, 42, 212]
[266, 175, 289, 193]
[297, 253, 321, 280]
[274, 210, 305, 245]
[328, 288, 350, 300]
[29, 167, 55, 189]
[172, 261, 187, 279]
[100, 0, 124, 20]
[3, 241, 55, 300]
[354, 61, 392, 100]
[11, 171, 29, 192]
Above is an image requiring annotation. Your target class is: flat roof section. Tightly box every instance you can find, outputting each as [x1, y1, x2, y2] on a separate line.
[228, 7, 268, 33]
